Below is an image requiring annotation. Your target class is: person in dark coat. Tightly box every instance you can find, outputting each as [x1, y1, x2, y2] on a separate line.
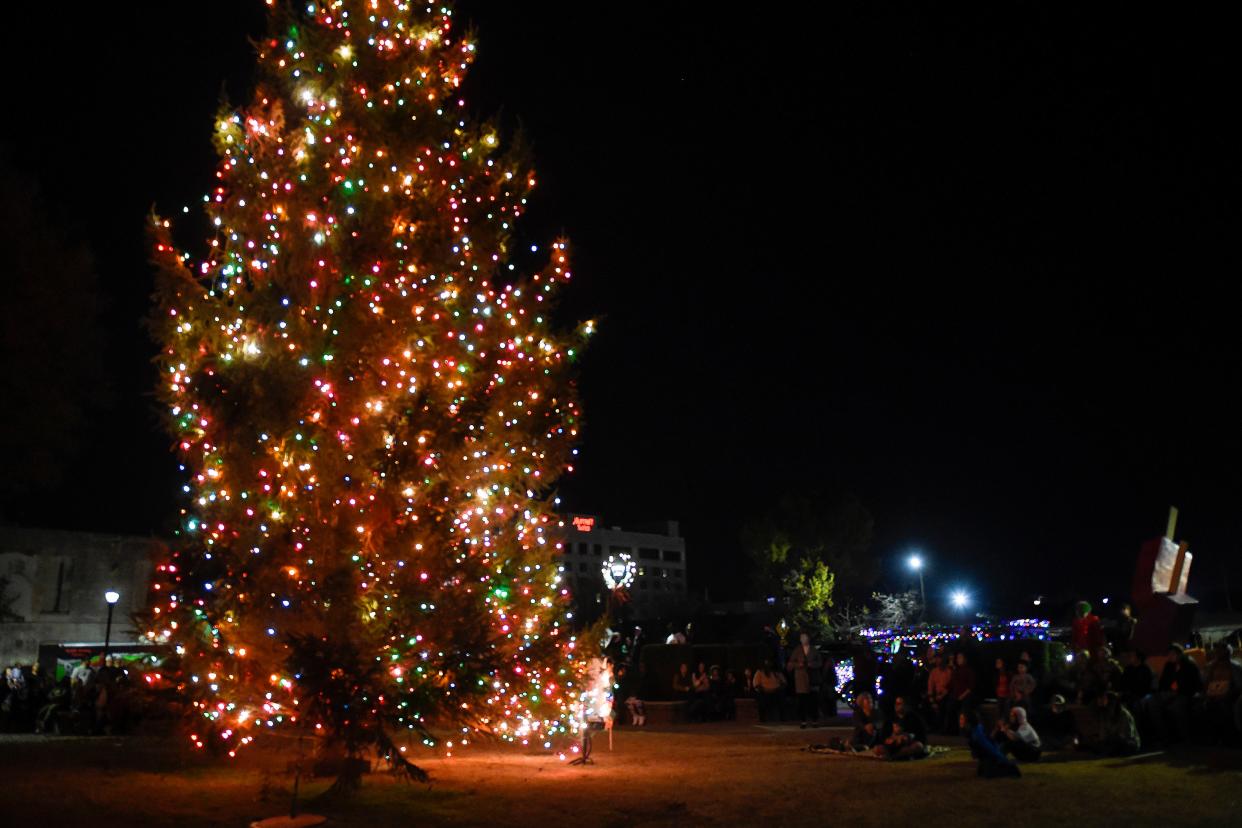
[786, 632, 824, 728]
[1144, 644, 1203, 744]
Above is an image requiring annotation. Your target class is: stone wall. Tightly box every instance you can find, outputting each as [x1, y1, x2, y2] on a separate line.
[0, 526, 159, 665]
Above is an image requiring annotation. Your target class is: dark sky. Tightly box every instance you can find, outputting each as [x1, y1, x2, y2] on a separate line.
[2, 3, 1239, 615]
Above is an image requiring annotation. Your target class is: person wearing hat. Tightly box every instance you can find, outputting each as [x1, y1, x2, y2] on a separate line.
[1041, 693, 1078, 750]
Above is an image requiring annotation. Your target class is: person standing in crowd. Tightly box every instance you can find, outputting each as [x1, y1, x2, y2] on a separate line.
[993, 705, 1042, 762]
[946, 651, 976, 734]
[1119, 649, 1154, 712]
[927, 654, 952, 729]
[884, 649, 916, 720]
[786, 632, 824, 728]
[1110, 603, 1138, 649]
[993, 657, 1012, 713]
[1071, 601, 1105, 654]
[1009, 659, 1037, 712]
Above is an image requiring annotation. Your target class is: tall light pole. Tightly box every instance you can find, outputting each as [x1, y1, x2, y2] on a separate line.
[908, 554, 927, 622]
[103, 590, 120, 662]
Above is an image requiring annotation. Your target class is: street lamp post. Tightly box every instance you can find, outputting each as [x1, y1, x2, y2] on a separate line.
[908, 554, 927, 622]
[103, 590, 120, 662]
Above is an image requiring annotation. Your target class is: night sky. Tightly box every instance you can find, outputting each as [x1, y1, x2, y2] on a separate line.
[2, 3, 1239, 615]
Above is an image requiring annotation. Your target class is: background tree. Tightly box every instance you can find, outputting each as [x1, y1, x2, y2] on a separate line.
[870, 590, 921, 628]
[145, 0, 590, 777]
[743, 490, 876, 610]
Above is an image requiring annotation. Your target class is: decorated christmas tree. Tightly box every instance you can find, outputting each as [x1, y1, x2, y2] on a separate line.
[146, 0, 589, 777]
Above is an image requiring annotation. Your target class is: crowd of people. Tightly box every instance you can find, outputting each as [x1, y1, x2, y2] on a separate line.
[1, 657, 136, 735]
[613, 602, 1242, 779]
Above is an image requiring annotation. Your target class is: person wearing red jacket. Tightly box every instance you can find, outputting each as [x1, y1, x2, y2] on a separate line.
[1071, 601, 1105, 654]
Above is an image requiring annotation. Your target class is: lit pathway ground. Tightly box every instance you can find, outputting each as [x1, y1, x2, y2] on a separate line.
[3, 723, 1240, 826]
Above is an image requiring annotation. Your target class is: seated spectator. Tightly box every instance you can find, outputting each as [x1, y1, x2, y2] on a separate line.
[1081, 691, 1140, 755]
[876, 695, 928, 760]
[708, 665, 736, 720]
[739, 668, 755, 698]
[1119, 649, 1154, 711]
[846, 691, 885, 751]
[672, 661, 692, 721]
[689, 662, 711, 722]
[615, 664, 645, 726]
[927, 654, 952, 729]
[1077, 646, 1121, 704]
[1143, 644, 1203, 745]
[1197, 642, 1242, 744]
[962, 709, 1021, 778]
[993, 705, 1041, 762]
[1040, 694, 1078, 750]
[1009, 660, 1037, 711]
[752, 660, 786, 722]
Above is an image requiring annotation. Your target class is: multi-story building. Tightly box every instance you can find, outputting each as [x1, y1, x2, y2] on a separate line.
[555, 515, 687, 617]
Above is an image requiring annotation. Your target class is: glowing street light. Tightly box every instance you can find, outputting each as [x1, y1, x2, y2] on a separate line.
[103, 589, 121, 662]
[951, 589, 970, 613]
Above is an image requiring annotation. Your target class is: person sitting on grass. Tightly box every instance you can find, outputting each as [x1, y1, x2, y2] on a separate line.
[1144, 644, 1203, 745]
[875, 695, 928, 760]
[962, 709, 1021, 778]
[993, 705, 1041, 762]
[1009, 660, 1037, 712]
[752, 659, 786, 722]
[846, 691, 885, 751]
[1081, 691, 1140, 756]
[1197, 642, 1242, 744]
[1040, 694, 1078, 750]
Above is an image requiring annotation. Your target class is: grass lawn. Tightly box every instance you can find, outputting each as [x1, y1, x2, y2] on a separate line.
[3, 723, 1240, 827]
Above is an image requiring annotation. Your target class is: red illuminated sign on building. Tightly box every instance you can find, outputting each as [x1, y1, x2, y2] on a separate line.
[572, 516, 595, 532]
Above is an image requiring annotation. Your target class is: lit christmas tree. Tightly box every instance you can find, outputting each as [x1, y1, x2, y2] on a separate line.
[146, 0, 590, 778]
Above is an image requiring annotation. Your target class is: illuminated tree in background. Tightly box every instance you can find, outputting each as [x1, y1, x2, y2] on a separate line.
[146, 0, 589, 776]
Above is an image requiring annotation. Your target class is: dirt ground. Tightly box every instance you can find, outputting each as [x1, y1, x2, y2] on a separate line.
[3, 722, 1241, 827]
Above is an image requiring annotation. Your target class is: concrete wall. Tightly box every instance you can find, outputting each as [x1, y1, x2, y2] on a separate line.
[0, 526, 158, 665]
